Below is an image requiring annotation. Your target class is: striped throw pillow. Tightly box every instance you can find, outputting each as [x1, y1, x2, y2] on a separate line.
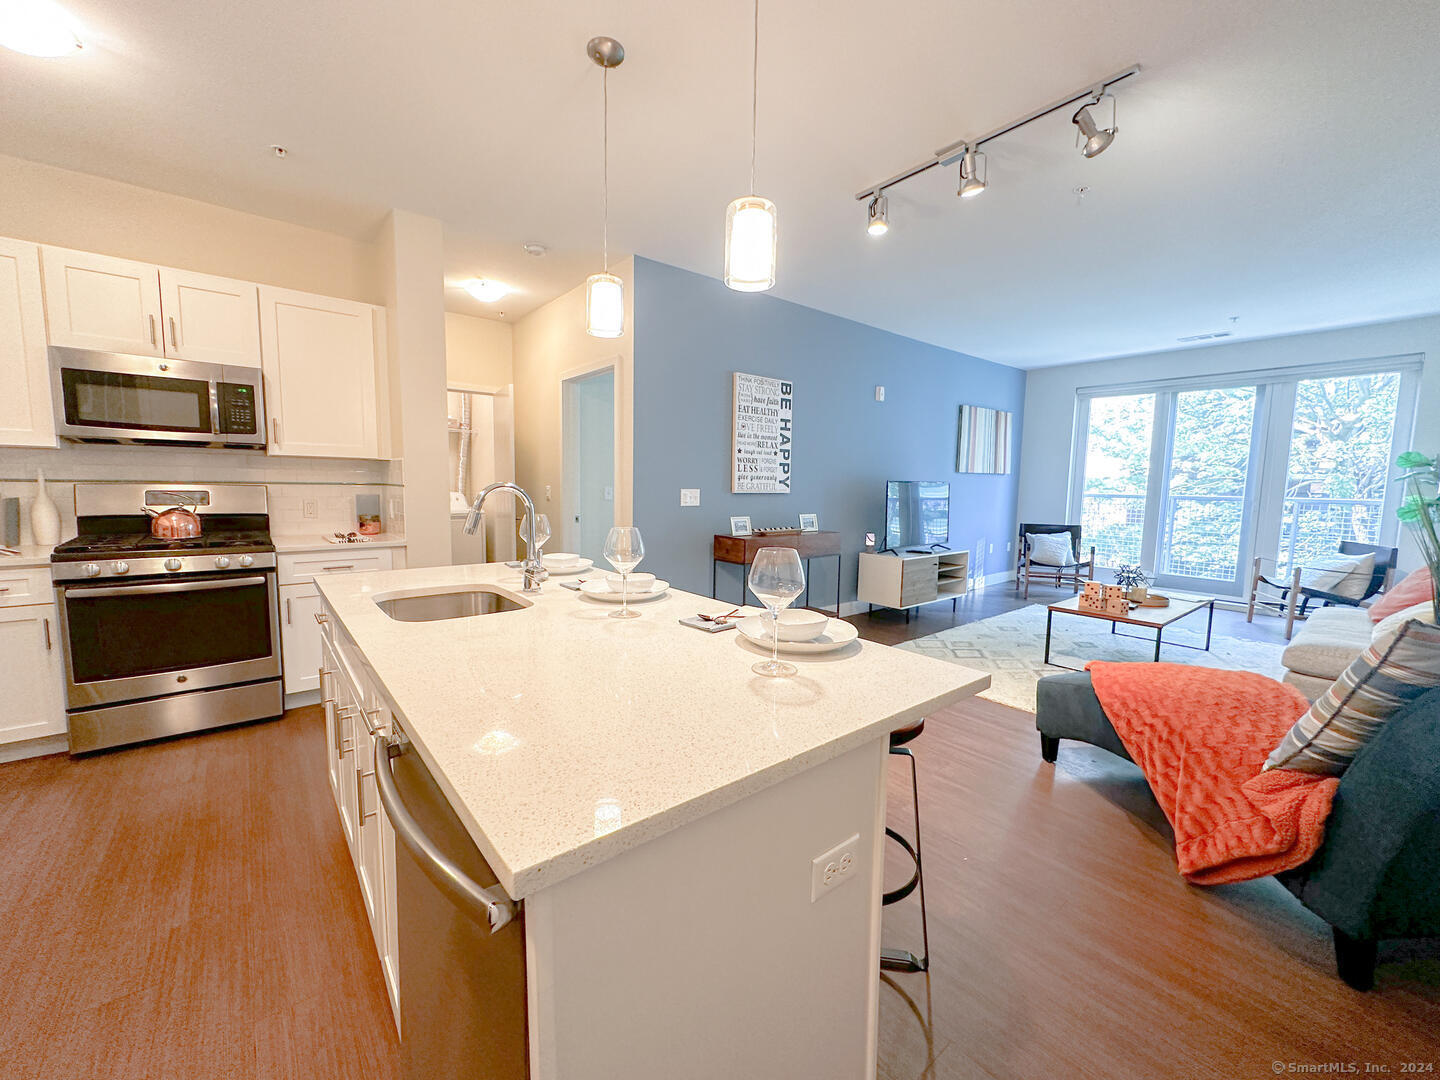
[1265, 617, 1440, 775]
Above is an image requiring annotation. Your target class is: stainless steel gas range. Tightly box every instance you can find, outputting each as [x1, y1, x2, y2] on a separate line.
[51, 484, 283, 753]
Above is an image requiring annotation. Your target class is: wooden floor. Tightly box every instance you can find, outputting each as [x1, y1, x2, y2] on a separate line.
[2, 695, 1436, 1079]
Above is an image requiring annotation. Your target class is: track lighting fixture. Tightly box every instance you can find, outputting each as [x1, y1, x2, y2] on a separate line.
[585, 36, 625, 339]
[957, 147, 987, 199]
[1072, 95, 1117, 158]
[866, 194, 889, 236]
[854, 65, 1140, 228]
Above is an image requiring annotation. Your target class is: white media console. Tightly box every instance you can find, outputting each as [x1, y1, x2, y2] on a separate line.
[857, 549, 970, 615]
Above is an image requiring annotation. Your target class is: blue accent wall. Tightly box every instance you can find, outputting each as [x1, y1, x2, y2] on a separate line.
[631, 258, 1026, 607]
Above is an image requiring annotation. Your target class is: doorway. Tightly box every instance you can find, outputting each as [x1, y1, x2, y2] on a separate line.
[561, 367, 616, 562]
[447, 385, 517, 565]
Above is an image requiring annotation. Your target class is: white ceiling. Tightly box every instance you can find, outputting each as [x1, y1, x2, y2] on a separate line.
[3, 0, 1439, 367]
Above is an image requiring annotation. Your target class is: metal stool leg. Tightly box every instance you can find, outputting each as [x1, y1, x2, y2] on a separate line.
[881, 745, 929, 973]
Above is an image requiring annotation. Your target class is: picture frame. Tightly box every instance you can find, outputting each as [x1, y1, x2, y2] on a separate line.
[956, 404, 1013, 474]
[729, 515, 753, 536]
[798, 513, 819, 532]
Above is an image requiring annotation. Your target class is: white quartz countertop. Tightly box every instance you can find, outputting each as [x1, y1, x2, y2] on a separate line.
[317, 563, 989, 899]
[0, 544, 57, 569]
[272, 533, 408, 554]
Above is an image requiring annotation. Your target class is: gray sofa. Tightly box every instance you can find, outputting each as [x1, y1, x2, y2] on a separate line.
[1281, 606, 1373, 700]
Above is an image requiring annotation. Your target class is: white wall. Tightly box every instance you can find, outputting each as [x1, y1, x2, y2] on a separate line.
[511, 258, 634, 532]
[445, 311, 513, 389]
[1018, 315, 1440, 571]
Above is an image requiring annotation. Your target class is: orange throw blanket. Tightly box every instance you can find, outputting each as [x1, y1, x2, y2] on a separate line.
[1086, 662, 1340, 885]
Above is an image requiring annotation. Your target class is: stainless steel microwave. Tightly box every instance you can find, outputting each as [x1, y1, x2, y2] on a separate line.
[50, 346, 267, 448]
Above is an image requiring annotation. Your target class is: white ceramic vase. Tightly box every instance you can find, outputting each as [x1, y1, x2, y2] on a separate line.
[29, 467, 61, 547]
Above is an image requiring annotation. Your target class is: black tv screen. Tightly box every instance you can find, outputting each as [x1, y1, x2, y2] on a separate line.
[885, 481, 950, 551]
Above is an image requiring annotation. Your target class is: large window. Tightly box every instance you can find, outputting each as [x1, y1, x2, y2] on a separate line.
[1073, 360, 1417, 596]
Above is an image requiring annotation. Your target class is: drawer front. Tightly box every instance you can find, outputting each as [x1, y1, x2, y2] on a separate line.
[899, 557, 938, 584]
[0, 568, 52, 608]
[278, 548, 394, 586]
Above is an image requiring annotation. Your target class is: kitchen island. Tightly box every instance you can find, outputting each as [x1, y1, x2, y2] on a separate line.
[315, 561, 988, 1080]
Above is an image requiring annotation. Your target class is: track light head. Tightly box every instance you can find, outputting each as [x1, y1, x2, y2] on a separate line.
[866, 194, 890, 236]
[1072, 98, 1116, 158]
[958, 147, 988, 199]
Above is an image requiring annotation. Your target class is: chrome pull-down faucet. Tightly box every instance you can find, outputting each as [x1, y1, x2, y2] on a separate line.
[464, 482, 543, 592]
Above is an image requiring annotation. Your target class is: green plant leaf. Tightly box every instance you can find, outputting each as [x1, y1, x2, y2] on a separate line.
[1396, 451, 1435, 469]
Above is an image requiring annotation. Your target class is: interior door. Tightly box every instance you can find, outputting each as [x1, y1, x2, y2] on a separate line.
[159, 267, 262, 368]
[41, 246, 163, 356]
[0, 238, 55, 448]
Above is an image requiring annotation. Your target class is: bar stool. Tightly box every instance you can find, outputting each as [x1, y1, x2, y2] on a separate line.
[881, 717, 929, 973]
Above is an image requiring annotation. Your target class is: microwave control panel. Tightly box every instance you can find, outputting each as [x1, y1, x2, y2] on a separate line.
[216, 382, 259, 436]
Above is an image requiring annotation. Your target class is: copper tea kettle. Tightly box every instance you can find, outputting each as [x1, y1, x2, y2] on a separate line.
[144, 499, 202, 540]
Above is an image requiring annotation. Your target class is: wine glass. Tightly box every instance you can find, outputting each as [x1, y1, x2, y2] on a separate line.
[519, 513, 551, 561]
[747, 547, 806, 677]
[603, 526, 645, 620]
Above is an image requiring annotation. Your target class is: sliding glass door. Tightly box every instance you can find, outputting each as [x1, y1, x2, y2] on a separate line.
[1074, 362, 1416, 598]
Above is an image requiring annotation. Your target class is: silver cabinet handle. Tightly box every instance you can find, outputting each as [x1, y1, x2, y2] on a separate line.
[359, 768, 378, 821]
[169, 315, 178, 349]
[148, 314, 157, 345]
[322, 565, 355, 573]
[314, 611, 329, 626]
[362, 705, 386, 737]
[0, 586, 10, 594]
[374, 735, 517, 933]
[43, 617, 51, 651]
[271, 417, 280, 445]
[285, 597, 292, 625]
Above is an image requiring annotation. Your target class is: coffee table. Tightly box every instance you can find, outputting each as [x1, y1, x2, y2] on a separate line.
[1043, 594, 1216, 669]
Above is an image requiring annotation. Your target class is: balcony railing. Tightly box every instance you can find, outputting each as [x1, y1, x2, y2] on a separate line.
[1080, 492, 1385, 583]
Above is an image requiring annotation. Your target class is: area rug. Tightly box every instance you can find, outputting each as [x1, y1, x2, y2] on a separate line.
[896, 603, 1288, 713]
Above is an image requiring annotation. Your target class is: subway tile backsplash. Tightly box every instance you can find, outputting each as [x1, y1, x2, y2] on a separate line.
[0, 443, 404, 545]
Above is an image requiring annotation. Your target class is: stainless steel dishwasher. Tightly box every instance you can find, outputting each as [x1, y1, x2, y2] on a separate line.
[375, 728, 529, 1079]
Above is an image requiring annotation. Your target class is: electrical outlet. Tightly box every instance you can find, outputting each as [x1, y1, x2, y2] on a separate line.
[875, 386, 885, 402]
[302, 498, 318, 519]
[989, 543, 994, 554]
[1006, 541, 1012, 552]
[545, 484, 552, 501]
[604, 486, 615, 501]
[680, 488, 700, 507]
[811, 832, 861, 902]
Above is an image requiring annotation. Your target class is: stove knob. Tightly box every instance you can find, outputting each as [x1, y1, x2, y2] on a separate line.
[214, 556, 231, 570]
[113, 562, 130, 575]
[238, 554, 254, 568]
[164, 558, 183, 572]
[84, 562, 101, 578]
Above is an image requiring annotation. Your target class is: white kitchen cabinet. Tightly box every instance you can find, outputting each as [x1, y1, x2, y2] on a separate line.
[158, 267, 261, 367]
[0, 238, 55, 448]
[0, 602, 66, 745]
[258, 286, 382, 458]
[41, 246, 164, 356]
[280, 584, 324, 694]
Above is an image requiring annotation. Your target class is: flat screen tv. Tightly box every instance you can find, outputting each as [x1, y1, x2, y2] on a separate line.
[884, 481, 950, 552]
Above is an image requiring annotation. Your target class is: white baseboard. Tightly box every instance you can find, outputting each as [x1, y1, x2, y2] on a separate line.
[0, 733, 68, 763]
[284, 690, 321, 712]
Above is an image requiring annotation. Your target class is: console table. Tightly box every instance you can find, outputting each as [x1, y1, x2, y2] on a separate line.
[712, 531, 843, 616]
[857, 549, 969, 621]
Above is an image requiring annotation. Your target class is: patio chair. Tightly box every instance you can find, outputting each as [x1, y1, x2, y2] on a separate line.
[1247, 541, 1397, 639]
[1015, 523, 1096, 599]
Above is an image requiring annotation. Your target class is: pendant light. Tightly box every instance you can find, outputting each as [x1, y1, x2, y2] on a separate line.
[723, 0, 777, 292]
[585, 36, 625, 338]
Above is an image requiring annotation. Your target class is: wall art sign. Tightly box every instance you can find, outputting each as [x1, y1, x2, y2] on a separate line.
[732, 372, 794, 493]
[956, 404, 1012, 474]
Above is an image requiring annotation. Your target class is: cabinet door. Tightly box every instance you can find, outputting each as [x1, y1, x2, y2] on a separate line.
[0, 604, 66, 744]
[41, 246, 163, 356]
[280, 584, 323, 694]
[320, 633, 342, 810]
[159, 267, 261, 368]
[354, 714, 382, 928]
[258, 286, 378, 458]
[0, 239, 54, 448]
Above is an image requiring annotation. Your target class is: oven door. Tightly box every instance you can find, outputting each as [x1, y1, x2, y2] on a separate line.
[50, 347, 225, 445]
[57, 572, 282, 709]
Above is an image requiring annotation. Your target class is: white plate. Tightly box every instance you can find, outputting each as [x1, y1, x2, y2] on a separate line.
[545, 557, 593, 575]
[736, 615, 859, 654]
[578, 578, 670, 603]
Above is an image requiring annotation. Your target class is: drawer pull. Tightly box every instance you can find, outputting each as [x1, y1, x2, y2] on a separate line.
[314, 611, 329, 626]
[0, 587, 9, 594]
[321, 565, 356, 572]
[149, 314, 157, 345]
[43, 617, 52, 651]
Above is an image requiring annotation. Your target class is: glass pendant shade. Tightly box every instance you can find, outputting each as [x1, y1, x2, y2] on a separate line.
[723, 196, 777, 292]
[585, 272, 624, 338]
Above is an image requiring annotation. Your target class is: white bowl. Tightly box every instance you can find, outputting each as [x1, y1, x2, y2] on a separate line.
[606, 572, 656, 593]
[543, 552, 581, 569]
[772, 609, 829, 642]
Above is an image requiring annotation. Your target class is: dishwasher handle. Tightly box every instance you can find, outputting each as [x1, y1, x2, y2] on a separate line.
[374, 735, 518, 934]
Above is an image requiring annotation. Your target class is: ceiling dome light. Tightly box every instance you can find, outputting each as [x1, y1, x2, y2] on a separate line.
[957, 147, 988, 199]
[0, 0, 83, 56]
[866, 194, 889, 237]
[724, 0, 777, 292]
[1072, 98, 1117, 158]
[585, 36, 626, 337]
[463, 278, 511, 303]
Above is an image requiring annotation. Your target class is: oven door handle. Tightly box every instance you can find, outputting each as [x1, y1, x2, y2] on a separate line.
[71, 576, 270, 598]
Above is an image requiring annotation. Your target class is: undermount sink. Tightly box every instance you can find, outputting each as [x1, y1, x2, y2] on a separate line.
[375, 586, 529, 622]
